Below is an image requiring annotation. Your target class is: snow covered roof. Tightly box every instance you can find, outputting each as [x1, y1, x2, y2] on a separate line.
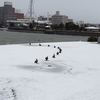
[85, 26, 99, 30]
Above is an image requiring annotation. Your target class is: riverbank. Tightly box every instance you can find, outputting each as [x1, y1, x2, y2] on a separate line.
[7, 28, 45, 33]
[7, 28, 100, 36]
[44, 30, 100, 36]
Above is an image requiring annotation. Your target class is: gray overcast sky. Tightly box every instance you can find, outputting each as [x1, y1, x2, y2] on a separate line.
[1, 0, 100, 23]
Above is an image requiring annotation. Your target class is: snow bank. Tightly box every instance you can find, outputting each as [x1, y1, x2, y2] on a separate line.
[0, 42, 100, 100]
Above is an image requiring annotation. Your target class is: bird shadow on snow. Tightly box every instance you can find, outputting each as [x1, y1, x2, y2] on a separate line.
[18, 62, 69, 73]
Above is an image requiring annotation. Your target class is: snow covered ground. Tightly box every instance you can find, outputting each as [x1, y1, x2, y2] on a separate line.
[0, 41, 100, 100]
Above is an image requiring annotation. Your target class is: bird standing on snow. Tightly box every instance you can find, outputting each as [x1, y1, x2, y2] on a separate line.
[34, 59, 38, 64]
[45, 56, 48, 61]
[52, 54, 55, 58]
[59, 48, 62, 53]
[39, 44, 41, 46]
[54, 46, 56, 48]
[57, 52, 59, 55]
[48, 45, 50, 47]
[29, 43, 31, 45]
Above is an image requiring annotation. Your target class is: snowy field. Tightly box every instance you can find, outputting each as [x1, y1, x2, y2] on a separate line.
[0, 41, 100, 100]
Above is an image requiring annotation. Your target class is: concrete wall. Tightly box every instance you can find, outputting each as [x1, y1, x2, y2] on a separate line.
[98, 37, 100, 44]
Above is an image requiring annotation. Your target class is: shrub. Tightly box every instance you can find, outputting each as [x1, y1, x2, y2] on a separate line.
[87, 36, 98, 42]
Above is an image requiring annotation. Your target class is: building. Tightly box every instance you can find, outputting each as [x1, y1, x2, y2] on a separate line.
[84, 26, 99, 32]
[38, 16, 51, 22]
[68, 19, 73, 23]
[38, 16, 48, 21]
[51, 11, 68, 25]
[76, 21, 84, 27]
[0, 7, 4, 25]
[15, 9, 21, 13]
[0, 1, 24, 26]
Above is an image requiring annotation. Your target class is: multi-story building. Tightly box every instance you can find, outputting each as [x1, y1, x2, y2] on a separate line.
[76, 21, 84, 27]
[0, 7, 4, 25]
[0, 1, 24, 26]
[51, 11, 68, 25]
[38, 16, 51, 22]
[68, 19, 73, 23]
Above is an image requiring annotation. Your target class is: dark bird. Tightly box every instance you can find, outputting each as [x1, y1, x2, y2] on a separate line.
[54, 46, 56, 48]
[29, 43, 31, 45]
[58, 47, 60, 49]
[48, 45, 50, 47]
[56, 52, 59, 55]
[59, 50, 62, 53]
[45, 56, 48, 61]
[59, 48, 62, 53]
[39, 44, 41, 46]
[52, 54, 55, 58]
[34, 59, 38, 64]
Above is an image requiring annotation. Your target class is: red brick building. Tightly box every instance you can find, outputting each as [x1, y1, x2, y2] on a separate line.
[8, 13, 24, 20]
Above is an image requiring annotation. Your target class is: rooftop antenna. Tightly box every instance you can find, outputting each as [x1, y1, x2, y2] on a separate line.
[25, 0, 37, 21]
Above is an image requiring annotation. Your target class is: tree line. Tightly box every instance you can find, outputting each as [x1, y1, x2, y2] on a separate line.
[8, 21, 85, 31]
[51, 22, 84, 31]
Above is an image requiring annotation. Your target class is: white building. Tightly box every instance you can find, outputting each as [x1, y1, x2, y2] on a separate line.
[51, 11, 68, 25]
[15, 9, 21, 13]
[84, 26, 99, 32]
[76, 21, 84, 27]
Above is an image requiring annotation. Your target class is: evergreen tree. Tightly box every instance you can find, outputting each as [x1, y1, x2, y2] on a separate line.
[9, 22, 14, 27]
[29, 23, 33, 29]
[0, 23, 2, 28]
[58, 23, 64, 30]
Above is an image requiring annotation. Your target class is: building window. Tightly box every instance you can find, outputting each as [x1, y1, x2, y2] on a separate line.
[8, 16, 16, 20]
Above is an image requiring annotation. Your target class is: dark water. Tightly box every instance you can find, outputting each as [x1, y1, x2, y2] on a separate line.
[0, 30, 88, 45]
